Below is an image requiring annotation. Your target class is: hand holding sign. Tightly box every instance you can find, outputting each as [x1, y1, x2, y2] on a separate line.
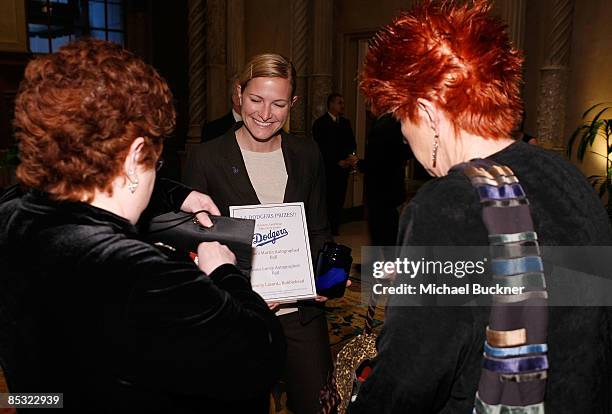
[230, 203, 317, 302]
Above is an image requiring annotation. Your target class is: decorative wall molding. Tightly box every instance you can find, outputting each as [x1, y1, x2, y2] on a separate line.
[536, 0, 575, 151]
[290, 0, 308, 135]
[310, 0, 333, 124]
[546, 0, 574, 66]
[206, 0, 227, 121]
[497, 0, 527, 50]
[187, 0, 207, 143]
[226, 0, 245, 89]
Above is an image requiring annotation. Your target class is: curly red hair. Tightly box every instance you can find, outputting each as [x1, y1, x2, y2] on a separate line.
[14, 38, 175, 202]
[360, 0, 523, 139]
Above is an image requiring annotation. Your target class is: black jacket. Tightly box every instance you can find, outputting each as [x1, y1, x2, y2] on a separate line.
[359, 114, 412, 208]
[183, 124, 332, 322]
[0, 186, 285, 412]
[202, 111, 237, 143]
[312, 113, 356, 182]
[349, 141, 612, 413]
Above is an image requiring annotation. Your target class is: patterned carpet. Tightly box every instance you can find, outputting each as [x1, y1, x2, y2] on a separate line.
[325, 274, 387, 355]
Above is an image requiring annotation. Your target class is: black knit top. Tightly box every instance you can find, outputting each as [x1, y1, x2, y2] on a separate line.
[350, 141, 612, 413]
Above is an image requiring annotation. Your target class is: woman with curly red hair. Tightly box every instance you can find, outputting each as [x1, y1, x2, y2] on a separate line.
[350, 1, 612, 413]
[0, 39, 285, 412]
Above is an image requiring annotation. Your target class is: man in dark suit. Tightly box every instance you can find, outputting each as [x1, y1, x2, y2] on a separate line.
[358, 113, 412, 246]
[201, 82, 242, 142]
[312, 93, 357, 235]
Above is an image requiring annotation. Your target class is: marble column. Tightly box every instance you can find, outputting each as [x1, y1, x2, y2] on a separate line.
[206, 0, 227, 121]
[309, 0, 333, 129]
[290, 0, 308, 135]
[536, 0, 574, 152]
[186, 0, 207, 144]
[226, 0, 245, 97]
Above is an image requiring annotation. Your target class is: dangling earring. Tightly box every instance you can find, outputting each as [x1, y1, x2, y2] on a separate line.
[432, 133, 439, 168]
[127, 169, 139, 194]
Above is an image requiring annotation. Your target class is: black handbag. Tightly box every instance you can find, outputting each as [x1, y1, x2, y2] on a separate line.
[142, 211, 255, 273]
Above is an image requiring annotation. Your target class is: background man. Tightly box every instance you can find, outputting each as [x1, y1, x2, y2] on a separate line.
[201, 80, 242, 142]
[358, 113, 412, 246]
[312, 93, 357, 235]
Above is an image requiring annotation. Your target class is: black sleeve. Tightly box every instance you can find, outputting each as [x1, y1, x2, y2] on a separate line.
[306, 145, 332, 262]
[346, 120, 357, 154]
[201, 120, 212, 143]
[348, 306, 481, 413]
[313, 119, 339, 169]
[141, 178, 193, 220]
[201, 120, 216, 143]
[312, 118, 322, 145]
[0, 185, 23, 205]
[350, 180, 485, 413]
[114, 240, 285, 399]
[183, 144, 209, 193]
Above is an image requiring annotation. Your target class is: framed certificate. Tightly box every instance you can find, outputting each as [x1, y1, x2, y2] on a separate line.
[229, 202, 317, 302]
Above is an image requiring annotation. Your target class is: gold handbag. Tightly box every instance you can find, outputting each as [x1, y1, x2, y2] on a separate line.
[319, 294, 379, 414]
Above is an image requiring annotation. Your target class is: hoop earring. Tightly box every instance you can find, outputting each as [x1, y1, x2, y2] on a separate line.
[432, 133, 439, 169]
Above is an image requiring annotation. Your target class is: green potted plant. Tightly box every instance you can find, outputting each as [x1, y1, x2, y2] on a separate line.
[567, 102, 612, 218]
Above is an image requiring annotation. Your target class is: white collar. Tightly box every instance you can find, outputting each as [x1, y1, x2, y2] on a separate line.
[232, 109, 242, 122]
[328, 112, 338, 122]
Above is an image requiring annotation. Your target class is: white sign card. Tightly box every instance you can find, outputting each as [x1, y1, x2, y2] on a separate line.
[229, 202, 317, 302]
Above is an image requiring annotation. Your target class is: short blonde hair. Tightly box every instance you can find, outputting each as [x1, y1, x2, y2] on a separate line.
[238, 53, 296, 97]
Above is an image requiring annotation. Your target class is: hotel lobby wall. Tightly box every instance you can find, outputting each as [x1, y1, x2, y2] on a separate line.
[334, 0, 415, 141]
[513, 0, 612, 180]
[334, 0, 612, 177]
[565, 0, 612, 179]
[521, 0, 550, 141]
[244, 0, 291, 61]
[0, 0, 28, 150]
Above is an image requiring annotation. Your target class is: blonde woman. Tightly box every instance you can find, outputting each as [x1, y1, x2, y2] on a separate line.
[185, 54, 333, 414]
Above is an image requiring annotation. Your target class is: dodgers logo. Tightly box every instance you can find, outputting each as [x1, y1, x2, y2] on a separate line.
[253, 228, 289, 247]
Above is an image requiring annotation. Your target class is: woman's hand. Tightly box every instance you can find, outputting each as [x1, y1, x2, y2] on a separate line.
[266, 302, 281, 312]
[314, 279, 352, 302]
[338, 158, 351, 169]
[180, 191, 221, 227]
[197, 241, 236, 275]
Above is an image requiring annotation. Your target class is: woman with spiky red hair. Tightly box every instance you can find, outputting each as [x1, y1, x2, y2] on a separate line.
[350, 1, 612, 413]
